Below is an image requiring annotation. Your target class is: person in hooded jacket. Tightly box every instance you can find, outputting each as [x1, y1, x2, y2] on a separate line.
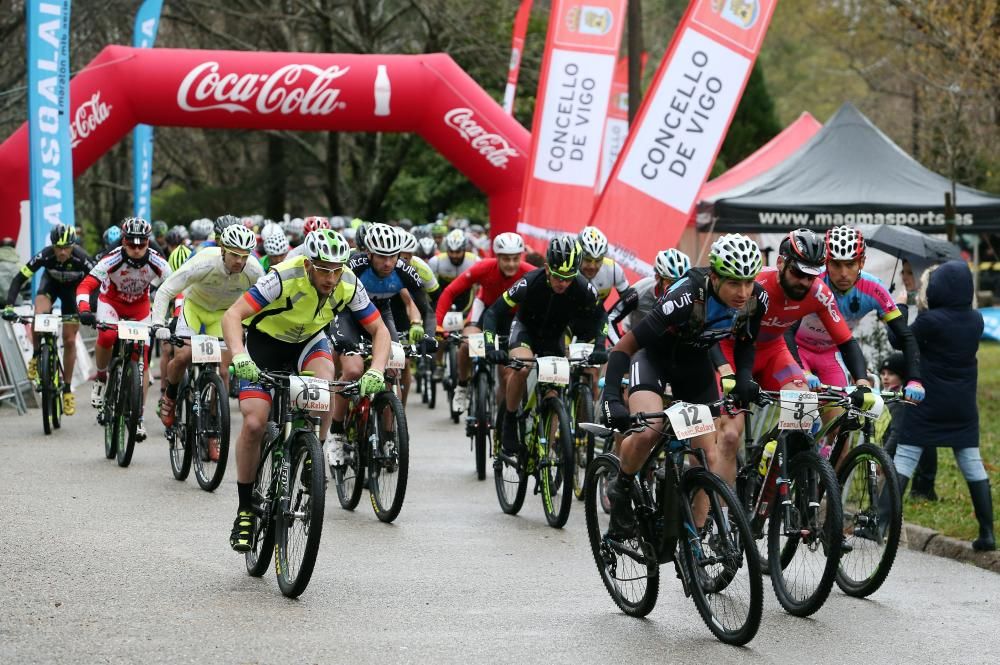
[890, 260, 994, 551]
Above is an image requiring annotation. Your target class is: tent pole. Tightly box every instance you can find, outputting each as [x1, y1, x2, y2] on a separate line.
[697, 217, 718, 264]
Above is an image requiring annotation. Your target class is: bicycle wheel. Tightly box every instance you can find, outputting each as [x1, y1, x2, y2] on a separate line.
[334, 410, 366, 510]
[169, 380, 193, 481]
[571, 386, 595, 501]
[677, 467, 763, 646]
[768, 450, 843, 617]
[736, 449, 771, 571]
[584, 454, 659, 616]
[368, 392, 410, 523]
[39, 343, 53, 435]
[447, 344, 460, 423]
[116, 360, 142, 468]
[427, 359, 437, 410]
[493, 417, 527, 515]
[274, 432, 325, 598]
[50, 350, 61, 430]
[245, 437, 278, 577]
[473, 371, 492, 481]
[836, 442, 901, 598]
[539, 396, 574, 528]
[193, 371, 231, 492]
[102, 360, 121, 460]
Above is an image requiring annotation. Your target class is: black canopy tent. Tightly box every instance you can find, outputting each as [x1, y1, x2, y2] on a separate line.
[703, 103, 1000, 233]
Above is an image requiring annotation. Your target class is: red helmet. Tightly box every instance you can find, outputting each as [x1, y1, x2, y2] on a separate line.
[303, 216, 331, 234]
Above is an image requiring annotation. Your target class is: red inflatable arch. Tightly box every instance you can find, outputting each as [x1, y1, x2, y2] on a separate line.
[0, 46, 530, 243]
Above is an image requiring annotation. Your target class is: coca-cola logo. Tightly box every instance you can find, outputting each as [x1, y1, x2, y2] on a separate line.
[177, 61, 350, 115]
[70, 92, 112, 147]
[444, 108, 518, 169]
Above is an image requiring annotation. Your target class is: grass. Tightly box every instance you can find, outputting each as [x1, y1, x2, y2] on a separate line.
[898, 341, 1000, 543]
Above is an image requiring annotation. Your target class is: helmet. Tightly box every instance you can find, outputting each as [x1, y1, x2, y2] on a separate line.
[49, 224, 77, 247]
[365, 223, 402, 256]
[546, 235, 582, 276]
[168, 244, 191, 272]
[432, 223, 448, 236]
[492, 232, 525, 255]
[168, 225, 189, 242]
[825, 226, 865, 261]
[190, 218, 213, 241]
[151, 220, 169, 238]
[121, 217, 152, 244]
[578, 226, 608, 259]
[303, 216, 331, 234]
[342, 227, 357, 242]
[103, 226, 122, 246]
[444, 229, 467, 252]
[304, 229, 350, 263]
[399, 231, 418, 254]
[214, 214, 240, 236]
[779, 229, 826, 275]
[329, 216, 347, 230]
[709, 234, 762, 280]
[398, 218, 414, 230]
[164, 228, 186, 248]
[654, 248, 691, 280]
[240, 216, 256, 230]
[418, 237, 437, 256]
[262, 231, 290, 257]
[218, 224, 256, 253]
[354, 221, 372, 251]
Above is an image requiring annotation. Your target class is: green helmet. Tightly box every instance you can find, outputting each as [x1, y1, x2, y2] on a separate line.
[709, 234, 762, 280]
[304, 229, 350, 263]
[168, 244, 191, 272]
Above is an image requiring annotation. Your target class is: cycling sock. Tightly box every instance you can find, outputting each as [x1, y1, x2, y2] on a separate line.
[62, 383, 71, 394]
[237, 482, 253, 510]
[458, 379, 468, 387]
[330, 419, 344, 434]
[165, 381, 179, 400]
[96, 368, 108, 382]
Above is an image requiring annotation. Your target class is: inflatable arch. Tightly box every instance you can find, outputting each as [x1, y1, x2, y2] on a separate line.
[0, 46, 530, 243]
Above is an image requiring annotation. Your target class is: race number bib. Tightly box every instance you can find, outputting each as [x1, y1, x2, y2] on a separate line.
[536, 356, 570, 385]
[442, 311, 464, 332]
[191, 335, 222, 364]
[33, 314, 60, 333]
[388, 342, 406, 370]
[665, 401, 715, 440]
[118, 321, 148, 341]
[779, 390, 819, 431]
[468, 333, 486, 358]
[289, 375, 331, 411]
[568, 342, 594, 361]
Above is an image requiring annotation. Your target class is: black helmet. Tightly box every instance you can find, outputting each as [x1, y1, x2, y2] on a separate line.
[545, 235, 582, 277]
[49, 224, 78, 247]
[214, 214, 240, 236]
[779, 229, 826, 276]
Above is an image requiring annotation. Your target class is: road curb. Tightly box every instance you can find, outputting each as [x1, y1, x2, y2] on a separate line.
[904, 523, 1000, 573]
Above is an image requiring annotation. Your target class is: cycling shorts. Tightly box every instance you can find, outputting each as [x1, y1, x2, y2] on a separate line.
[507, 318, 565, 358]
[718, 339, 805, 391]
[797, 346, 850, 387]
[238, 327, 332, 403]
[628, 347, 720, 416]
[38, 273, 79, 315]
[96, 296, 151, 351]
[175, 298, 224, 338]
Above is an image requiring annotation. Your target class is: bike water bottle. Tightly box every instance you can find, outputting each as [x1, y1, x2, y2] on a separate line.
[758, 440, 777, 476]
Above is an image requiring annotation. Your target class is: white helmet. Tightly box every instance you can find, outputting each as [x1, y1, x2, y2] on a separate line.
[399, 230, 418, 254]
[189, 218, 213, 241]
[578, 226, 608, 259]
[710, 234, 763, 280]
[444, 229, 467, 252]
[492, 232, 525, 256]
[418, 237, 437, 256]
[654, 248, 691, 280]
[825, 226, 865, 260]
[366, 223, 402, 256]
[262, 230, 290, 257]
[304, 229, 350, 263]
[219, 224, 257, 253]
[329, 215, 347, 230]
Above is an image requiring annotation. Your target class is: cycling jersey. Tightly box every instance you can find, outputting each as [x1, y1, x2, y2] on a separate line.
[408, 255, 439, 294]
[794, 271, 900, 351]
[76, 247, 170, 307]
[608, 275, 665, 343]
[242, 255, 378, 344]
[348, 253, 434, 335]
[584, 256, 629, 303]
[754, 267, 851, 346]
[428, 251, 478, 311]
[434, 258, 535, 326]
[7, 245, 95, 311]
[151, 247, 264, 325]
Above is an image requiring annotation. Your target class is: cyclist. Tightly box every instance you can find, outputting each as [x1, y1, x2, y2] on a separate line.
[3, 224, 95, 416]
[608, 248, 691, 344]
[286, 216, 331, 260]
[394, 229, 439, 405]
[435, 232, 534, 414]
[428, 229, 478, 379]
[152, 221, 169, 248]
[76, 217, 172, 440]
[714, 229, 873, 490]
[152, 225, 264, 449]
[95, 226, 122, 262]
[259, 223, 289, 271]
[601, 234, 767, 538]
[416, 236, 437, 262]
[189, 218, 213, 253]
[223, 229, 390, 552]
[482, 235, 608, 456]
[577, 226, 635, 307]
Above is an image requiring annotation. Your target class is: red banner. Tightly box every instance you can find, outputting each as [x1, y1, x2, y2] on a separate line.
[597, 53, 647, 193]
[517, 0, 628, 249]
[590, 0, 778, 275]
[502, 0, 534, 114]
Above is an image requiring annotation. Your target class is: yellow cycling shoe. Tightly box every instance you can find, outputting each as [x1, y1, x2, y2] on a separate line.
[62, 392, 76, 416]
[27, 356, 38, 382]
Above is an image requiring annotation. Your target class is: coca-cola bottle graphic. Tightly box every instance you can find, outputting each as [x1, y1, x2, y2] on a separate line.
[374, 65, 391, 116]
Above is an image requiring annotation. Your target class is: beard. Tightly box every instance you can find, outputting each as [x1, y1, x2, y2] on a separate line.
[779, 268, 810, 301]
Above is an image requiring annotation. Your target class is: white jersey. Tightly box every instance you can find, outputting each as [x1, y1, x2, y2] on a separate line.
[586, 257, 629, 303]
[622, 276, 659, 331]
[427, 251, 478, 284]
[152, 247, 264, 323]
[77, 247, 171, 306]
[285, 243, 306, 260]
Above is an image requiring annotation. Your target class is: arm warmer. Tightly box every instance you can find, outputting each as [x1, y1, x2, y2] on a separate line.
[836, 339, 868, 383]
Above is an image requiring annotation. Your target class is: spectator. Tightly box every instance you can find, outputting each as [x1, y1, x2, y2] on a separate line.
[0, 238, 22, 306]
[890, 261, 994, 551]
[878, 351, 937, 498]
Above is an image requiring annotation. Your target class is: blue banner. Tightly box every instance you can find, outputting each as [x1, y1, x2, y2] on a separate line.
[26, 0, 75, 254]
[982, 307, 1000, 341]
[131, 0, 163, 221]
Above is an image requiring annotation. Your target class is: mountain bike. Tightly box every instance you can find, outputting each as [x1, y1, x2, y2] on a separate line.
[493, 356, 575, 528]
[162, 331, 231, 491]
[3, 311, 75, 435]
[332, 340, 410, 523]
[582, 400, 763, 646]
[567, 341, 598, 501]
[94, 321, 149, 467]
[441, 331, 461, 423]
[243, 369, 343, 598]
[734, 388, 844, 617]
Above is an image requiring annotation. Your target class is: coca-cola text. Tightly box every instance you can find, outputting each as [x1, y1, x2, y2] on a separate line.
[444, 107, 518, 169]
[70, 91, 112, 147]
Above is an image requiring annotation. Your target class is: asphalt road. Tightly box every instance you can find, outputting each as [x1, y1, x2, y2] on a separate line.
[2, 383, 998, 664]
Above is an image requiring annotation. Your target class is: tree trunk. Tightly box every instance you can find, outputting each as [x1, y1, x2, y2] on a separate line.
[266, 133, 286, 221]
